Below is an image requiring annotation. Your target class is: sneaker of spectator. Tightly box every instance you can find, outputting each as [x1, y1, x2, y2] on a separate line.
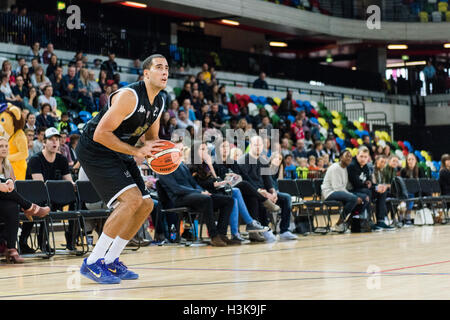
[249, 231, 266, 242]
[262, 230, 277, 242]
[231, 233, 251, 244]
[279, 231, 298, 241]
[246, 220, 270, 233]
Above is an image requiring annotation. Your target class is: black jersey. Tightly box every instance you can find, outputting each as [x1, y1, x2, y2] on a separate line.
[82, 81, 164, 150]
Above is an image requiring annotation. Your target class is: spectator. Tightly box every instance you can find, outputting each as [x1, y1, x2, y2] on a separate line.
[347, 146, 375, 228]
[423, 60, 436, 95]
[68, 134, 80, 170]
[181, 98, 196, 122]
[29, 42, 42, 63]
[57, 112, 71, 134]
[93, 58, 102, 70]
[29, 57, 39, 76]
[15, 57, 26, 75]
[59, 130, 73, 166]
[48, 65, 63, 97]
[24, 86, 39, 114]
[2, 60, 16, 85]
[24, 128, 36, 160]
[439, 154, 450, 196]
[24, 112, 37, 131]
[74, 59, 83, 76]
[78, 68, 95, 112]
[375, 145, 384, 156]
[19, 64, 32, 89]
[308, 155, 319, 170]
[36, 103, 56, 130]
[400, 153, 425, 179]
[42, 43, 54, 65]
[71, 51, 83, 65]
[253, 72, 269, 89]
[38, 85, 57, 116]
[209, 84, 220, 104]
[177, 82, 192, 105]
[323, 138, 337, 162]
[159, 111, 172, 141]
[296, 157, 309, 179]
[45, 54, 59, 77]
[0, 72, 22, 108]
[307, 140, 325, 159]
[99, 85, 112, 109]
[32, 128, 45, 155]
[235, 135, 298, 241]
[100, 52, 118, 80]
[291, 118, 305, 141]
[258, 115, 273, 137]
[0, 136, 49, 262]
[322, 150, 361, 232]
[12, 75, 28, 101]
[62, 66, 81, 110]
[277, 90, 294, 119]
[87, 70, 102, 100]
[362, 135, 375, 161]
[191, 89, 202, 111]
[200, 63, 211, 85]
[195, 103, 209, 121]
[283, 154, 297, 179]
[298, 110, 320, 141]
[196, 72, 207, 93]
[176, 109, 194, 129]
[202, 113, 214, 131]
[383, 145, 391, 157]
[292, 139, 308, 161]
[372, 155, 395, 230]
[98, 70, 108, 93]
[158, 160, 233, 247]
[21, 128, 74, 252]
[280, 137, 292, 157]
[113, 73, 122, 88]
[31, 65, 51, 92]
[130, 59, 142, 75]
[209, 103, 225, 130]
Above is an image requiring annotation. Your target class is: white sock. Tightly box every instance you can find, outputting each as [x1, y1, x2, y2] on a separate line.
[104, 236, 129, 264]
[86, 233, 114, 265]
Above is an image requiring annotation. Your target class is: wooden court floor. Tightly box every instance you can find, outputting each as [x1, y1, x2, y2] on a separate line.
[2, 224, 450, 300]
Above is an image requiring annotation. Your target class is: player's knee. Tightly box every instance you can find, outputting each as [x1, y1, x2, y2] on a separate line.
[120, 189, 143, 210]
[141, 198, 154, 214]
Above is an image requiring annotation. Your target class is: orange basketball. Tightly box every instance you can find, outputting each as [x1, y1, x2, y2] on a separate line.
[146, 140, 182, 175]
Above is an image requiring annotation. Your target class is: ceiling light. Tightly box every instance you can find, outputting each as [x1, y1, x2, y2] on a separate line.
[221, 19, 240, 26]
[269, 41, 288, 47]
[387, 44, 408, 50]
[387, 60, 426, 68]
[444, 43, 450, 48]
[351, 66, 356, 70]
[121, 1, 147, 8]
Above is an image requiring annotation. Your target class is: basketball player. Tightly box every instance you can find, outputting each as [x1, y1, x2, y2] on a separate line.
[77, 54, 168, 284]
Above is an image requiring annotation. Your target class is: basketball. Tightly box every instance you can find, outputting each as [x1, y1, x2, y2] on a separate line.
[146, 140, 182, 175]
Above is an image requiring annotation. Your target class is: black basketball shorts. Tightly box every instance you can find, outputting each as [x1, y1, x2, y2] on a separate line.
[76, 138, 150, 208]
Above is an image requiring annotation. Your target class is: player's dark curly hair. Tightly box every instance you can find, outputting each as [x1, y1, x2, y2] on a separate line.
[142, 54, 166, 70]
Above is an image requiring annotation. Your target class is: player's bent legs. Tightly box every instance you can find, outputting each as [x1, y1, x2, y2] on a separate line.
[117, 197, 154, 240]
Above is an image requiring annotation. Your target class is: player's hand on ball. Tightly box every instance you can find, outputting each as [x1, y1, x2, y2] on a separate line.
[136, 140, 167, 158]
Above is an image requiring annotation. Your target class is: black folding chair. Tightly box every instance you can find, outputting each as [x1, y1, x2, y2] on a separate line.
[313, 178, 344, 225]
[75, 180, 112, 251]
[155, 180, 203, 244]
[14, 180, 53, 258]
[278, 180, 304, 207]
[427, 179, 449, 223]
[45, 180, 87, 256]
[295, 179, 329, 233]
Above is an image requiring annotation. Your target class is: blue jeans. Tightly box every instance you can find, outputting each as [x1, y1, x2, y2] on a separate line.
[230, 188, 254, 235]
[326, 191, 358, 219]
[352, 188, 371, 219]
[276, 191, 292, 234]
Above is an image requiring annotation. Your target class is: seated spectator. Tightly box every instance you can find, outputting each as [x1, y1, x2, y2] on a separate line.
[372, 155, 394, 230]
[24, 112, 36, 131]
[323, 138, 337, 162]
[277, 90, 295, 119]
[280, 137, 292, 157]
[362, 135, 375, 161]
[31, 66, 51, 93]
[168, 99, 179, 118]
[158, 160, 233, 247]
[202, 113, 214, 132]
[159, 111, 172, 141]
[292, 139, 308, 161]
[62, 66, 81, 110]
[36, 103, 56, 130]
[32, 128, 46, 155]
[347, 146, 375, 228]
[181, 98, 196, 122]
[48, 65, 63, 97]
[307, 140, 325, 159]
[317, 157, 326, 174]
[235, 135, 298, 241]
[19, 64, 32, 89]
[208, 84, 220, 104]
[93, 58, 102, 70]
[42, 43, 54, 65]
[439, 154, 450, 196]
[177, 82, 192, 105]
[15, 57, 26, 75]
[38, 85, 57, 116]
[322, 150, 362, 232]
[57, 112, 71, 134]
[130, 59, 142, 75]
[200, 63, 212, 85]
[2, 60, 16, 85]
[29, 42, 42, 63]
[100, 52, 118, 80]
[113, 73, 122, 88]
[383, 145, 391, 157]
[98, 70, 108, 93]
[298, 110, 320, 141]
[68, 133, 80, 170]
[87, 70, 102, 99]
[21, 128, 74, 252]
[283, 154, 297, 179]
[209, 103, 225, 130]
[375, 145, 384, 157]
[0, 136, 49, 262]
[0, 73, 22, 108]
[291, 118, 305, 142]
[195, 103, 209, 121]
[45, 54, 59, 77]
[12, 75, 28, 101]
[258, 115, 273, 137]
[77, 68, 95, 112]
[253, 72, 268, 89]
[176, 109, 194, 129]
[322, 153, 330, 169]
[23, 86, 39, 114]
[268, 152, 284, 190]
[296, 157, 309, 179]
[59, 130, 74, 166]
[24, 128, 35, 160]
[99, 85, 112, 109]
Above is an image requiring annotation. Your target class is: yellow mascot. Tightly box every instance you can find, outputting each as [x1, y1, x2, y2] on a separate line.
[0, 104, 28, 180]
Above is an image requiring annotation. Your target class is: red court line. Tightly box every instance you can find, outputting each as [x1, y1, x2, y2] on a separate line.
[381, 259, 450, 273]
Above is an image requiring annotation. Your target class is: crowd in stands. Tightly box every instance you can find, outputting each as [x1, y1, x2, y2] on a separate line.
[1, 41, 450, 263]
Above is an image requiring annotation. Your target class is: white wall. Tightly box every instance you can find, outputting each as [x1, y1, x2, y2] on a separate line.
[426, 106, 450, 126]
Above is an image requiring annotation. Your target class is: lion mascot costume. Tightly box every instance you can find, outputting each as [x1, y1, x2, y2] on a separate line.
[0, 103, 28, 180]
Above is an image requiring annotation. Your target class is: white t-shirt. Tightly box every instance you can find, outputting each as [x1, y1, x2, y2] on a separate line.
[321, 162, 351, 199]
[38, 95, 57, 110]
[0, 83, 13, 98]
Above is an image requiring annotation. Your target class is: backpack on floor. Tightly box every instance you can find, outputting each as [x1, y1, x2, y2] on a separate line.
[414, 208, 434, 225]
[295, 215, 312, 234]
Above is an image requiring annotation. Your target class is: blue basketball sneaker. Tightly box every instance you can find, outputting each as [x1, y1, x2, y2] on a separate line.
[80, 258, 121, 284]
[105, 258, 139, 280]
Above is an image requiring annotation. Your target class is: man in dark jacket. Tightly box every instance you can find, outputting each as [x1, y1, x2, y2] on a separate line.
[234, 136, 298, 242]
[158, 162, 234, 247]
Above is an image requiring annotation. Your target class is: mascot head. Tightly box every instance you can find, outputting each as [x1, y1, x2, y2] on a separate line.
[0, 103, 25, 140]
